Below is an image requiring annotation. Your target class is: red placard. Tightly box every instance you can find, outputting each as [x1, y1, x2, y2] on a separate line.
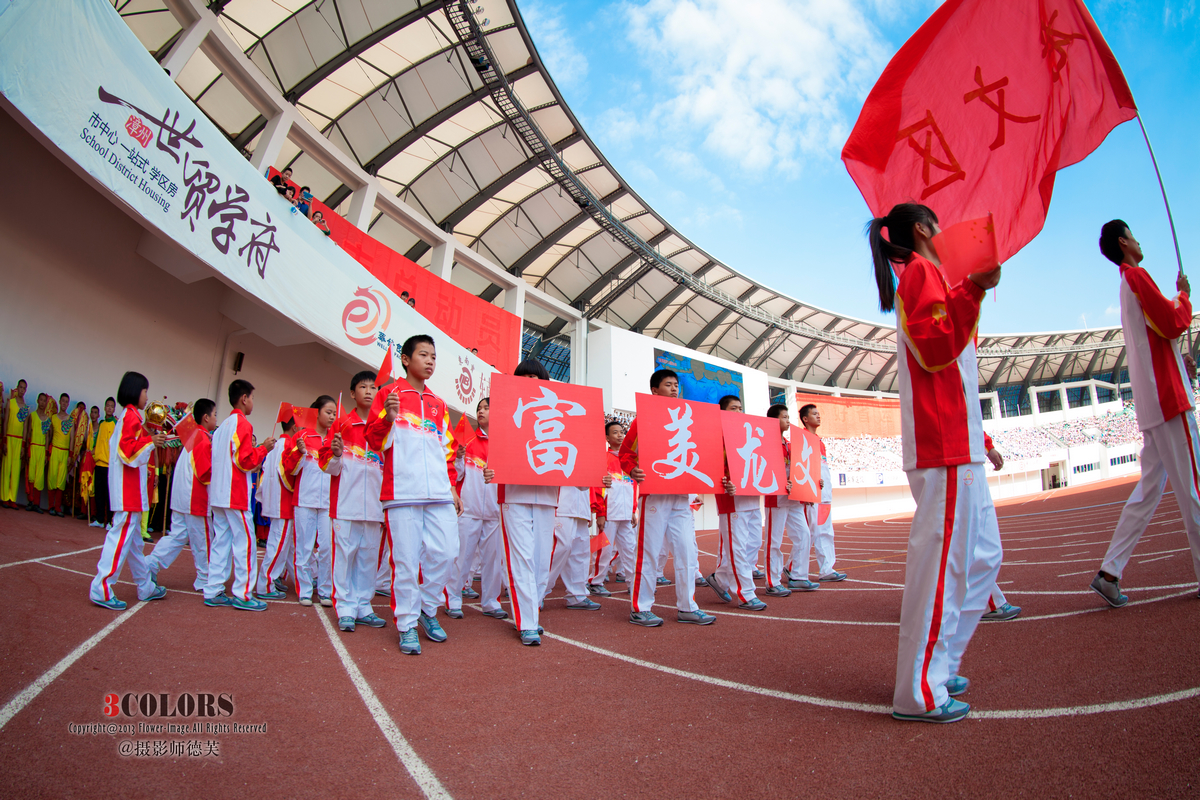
[789, 427, 823, 504]
[488, 374, 606, 487]
[817, 503, 832, 526]
[635, 393, 724, 495]
[720, 411, 787, 496]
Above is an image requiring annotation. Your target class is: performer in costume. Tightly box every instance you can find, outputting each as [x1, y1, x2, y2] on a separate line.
[2, 379, 29, 509]
[294, 396, 336, 607]
[783, 404, 845, 585]
[26, 395, 52, 512]
[69, 401, 90, 519]
[92, 398, 118, 527]
[88, 372, 169, 609]
[47, 394, 73, 516]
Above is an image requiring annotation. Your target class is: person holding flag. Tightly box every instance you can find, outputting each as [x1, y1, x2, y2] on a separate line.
[294, 396, 337, 607]
[587, 420, 638, 595]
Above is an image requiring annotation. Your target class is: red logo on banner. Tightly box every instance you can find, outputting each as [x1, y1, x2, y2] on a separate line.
[125, 115, 152, 147]
[341, 286, 391, 346]
[789, 427, 823, 504]
[488, 374, 606, 487]
[635, 393, 724, 495]
[720, 411, 787, 496]
[455, 355, 476, 405]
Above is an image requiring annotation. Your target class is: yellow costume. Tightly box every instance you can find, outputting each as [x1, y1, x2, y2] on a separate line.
[27, 410, 50, 494]
[2, 398, 28, 504]
[49, 413, 72, 491]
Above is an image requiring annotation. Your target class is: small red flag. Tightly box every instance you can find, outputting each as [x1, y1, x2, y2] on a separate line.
[275, 401, 293, 424]
[452, 414, 477, 448]
[173, 416, 200, 451]
[590, 528, 610, 553]
[931, 213, 999, 288]
[842, 0, 1137, 262]
[292, 406, 319, 433]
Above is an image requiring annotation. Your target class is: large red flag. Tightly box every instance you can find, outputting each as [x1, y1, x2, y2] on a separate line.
[842, 0, 1136, 262]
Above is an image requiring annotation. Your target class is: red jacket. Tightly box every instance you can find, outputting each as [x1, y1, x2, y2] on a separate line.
[365, 385, 457, 506]
[109, 405, 155, 514]
[209, 410, 269, 511]
[1119, 264, 1194, 430]
[169, 428, 212, 516]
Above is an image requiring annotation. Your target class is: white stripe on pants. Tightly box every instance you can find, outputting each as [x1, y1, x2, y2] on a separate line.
[293, 506, 332, 600]
[764, 501, 808, 586]
[499, 502, 556, 632]
[894, 463, 1000, 715]
[632, 494, 698, 613]
[256, 518, 293, 594]
[206, 507, 258, 602]
[1101, 410, 1200, 584]
[547, 516, 591, 603]
[448, 516, 503, 613]
[813, 511, 837, 576]
[332, 518, 383, 621]
[146, 511, 210, 591]
[90, 511, 155, 603]
[714, 508, 762, 603]
[385, 503, 459, 631]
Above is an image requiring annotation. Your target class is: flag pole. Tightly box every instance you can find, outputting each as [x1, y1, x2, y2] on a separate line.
[1136, 113, 1191, 351]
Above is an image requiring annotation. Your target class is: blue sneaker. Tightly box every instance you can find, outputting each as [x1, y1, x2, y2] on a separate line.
[356, 613, 386, 628]
[818, 571, 847, 582]
[629, 611, 664, 627]
[482, 608, 509, 619]
[338, 616, 356, 632]
[765, 584, 792, 597]
[566, 598, 601, 610]
[462, 587, 480, 599]
[946, 675, 970, 697]
[982, 602, 1021, 620]
[231, 597, 268, 612]
[418, 611, 447, 642]
[695, 576, 709, 587]
[893, 698, 970, 723]
[787, 579, 820, 591]
[204, 593, 233, 608]
[738, 598, 767, 611]
[92, 597, 127, 611]
[677, 609, 716, 625]
[705, 573, 732, 603]
[255, 590, 286, 600]
[399, 628, 421, 655]
[274, 578, 289, 594]
[143, 584, 168, 602]
[587, 584, 612, 597]
[656, 576, 672, 586]
[520, 629, 541, 646]
[752, 569, 766, 579]
[614, 573, 626, 583]
[1090, 573, 1129, 608]
[445, 608, 464, 619]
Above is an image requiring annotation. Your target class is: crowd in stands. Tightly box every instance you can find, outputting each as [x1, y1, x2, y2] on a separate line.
[267, 167, 331, 236]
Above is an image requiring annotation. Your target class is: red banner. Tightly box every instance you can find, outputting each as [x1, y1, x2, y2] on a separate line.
[789, 427, 823, 504]
[488, 374, 606, 487]
[635, 393, 724, 495]
[720, 411, 787, 496]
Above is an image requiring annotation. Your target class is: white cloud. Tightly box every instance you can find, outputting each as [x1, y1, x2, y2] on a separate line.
[594, 106, 644, 147]
[659, 146, 726, 192]
[687, 203, 744, 231]
[1164, 1, 1197, 27]
[622, 0, 890, 173]
[522, 1, 589, 89]
[1105, 304, 1120, 317]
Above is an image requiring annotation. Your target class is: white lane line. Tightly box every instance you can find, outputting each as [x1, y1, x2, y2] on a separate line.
[312, 607, 452, 800]
[599, 594, 897, 626]
[1009, 582, 1198, 596]
[1002, 547, 1190, 567]
[1057, 569, 1097, 578]
[0, 603, 145, 730]
[1013, 589, 1195, 621]
[0, 544, 104, 570]
[1136, 554, 1174, 564]
[543, 630, 1200, 721]
[1060, 552, 1090, 558]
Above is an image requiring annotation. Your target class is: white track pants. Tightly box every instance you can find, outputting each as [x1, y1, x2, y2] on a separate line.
[499, 502, 556, 632]
[764, 500, 808, 587]
[448, 516, 503, 613]
[547, 516, 591, 603]
[714, 507, 763, 603]
[1101, 411, 1200, 584]
[90, 511, 156, 603]
[332, 518, 383, 621]
[785, 504, 820, 580]
[294, 506, 332, 600]
[894, 464, 1001, 715]
[146, 511, 210, 592]
[813, 510, 837, 576]
[588, 519, 634, 584]
[376, 535, 391, 592]
[256, 518, 293, 595]
[632, 495, 698, 614]
[205, 508, 258, 603]
[385, 503, 458, 631]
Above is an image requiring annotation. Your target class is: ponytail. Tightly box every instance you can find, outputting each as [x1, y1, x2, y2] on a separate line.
[866, 203, 939, 313]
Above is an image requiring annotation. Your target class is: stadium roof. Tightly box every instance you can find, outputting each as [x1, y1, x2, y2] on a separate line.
[117, 0, 1193, 393]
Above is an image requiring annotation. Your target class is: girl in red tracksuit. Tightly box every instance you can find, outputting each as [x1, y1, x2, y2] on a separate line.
[869, 203, 1002, 724]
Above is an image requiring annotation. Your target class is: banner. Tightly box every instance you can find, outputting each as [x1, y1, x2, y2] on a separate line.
[789, 426, 823, 504]
[635, 393, 724, 495]
[488, 374, 606, 488]
[654, 349, 744, 406]
[0, 0, 493, 415]
[719, 411, 787, 496]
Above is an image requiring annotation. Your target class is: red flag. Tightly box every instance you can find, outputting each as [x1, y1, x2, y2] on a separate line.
[841, 0, 1136, 262]
[932, 213, 999, 287]
[370, 350, 401, 420]
[173, 416, 200, 452]
[634, 393, 724, 495]
[788, 427, 823, 504]
[488, 374, 607, 487]
[452, 414, 477, 448]
[275, 401, 293, 424]
[719, 411, 788, 496]
[591, 528, 611, 553]
[292, 406, 319, 433]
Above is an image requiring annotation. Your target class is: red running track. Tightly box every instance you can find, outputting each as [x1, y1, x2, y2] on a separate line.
[0, 474, 1197, 798]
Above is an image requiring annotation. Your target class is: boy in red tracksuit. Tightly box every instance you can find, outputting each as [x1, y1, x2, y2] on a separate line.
[322, 371, 386, 633]
[587, 421, 638, 594]
[205, 379, 275, 611]
[447, 397, 506, 620]
[256, 417, 302, 599]
[762, 404, 805, 596]
[366, 335, 461, 655]
[89, 372, 169, 609]
[707, 395, 767, 611]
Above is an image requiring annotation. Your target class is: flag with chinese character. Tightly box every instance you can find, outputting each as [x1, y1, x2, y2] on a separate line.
[488, 374, 607, 487]
[841, 0, 1136, 262]
[789, 427, 823, 504]
[635, 393, 725, 495]
[720, 411, 787, 496]
[932, 213, 999, 287]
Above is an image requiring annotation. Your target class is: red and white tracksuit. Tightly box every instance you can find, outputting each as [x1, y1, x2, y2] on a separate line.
[891, 255, 1002, 716]
[498, 482, 558, 632]
[257, 434, 300, 595]
[547, 486, 594, 604]
[294, 429, 332, 601]
[90, 406, 158, 603]
[206, 410, 270, 602]
[780, 437, 836, 580]
[1101, 264, 1200, 584]
[448, 431, 504, 615]
[321, 411, 385, 622]
[366, 386, 459, 632]
[764, 437, 808, 586]
[619, 418, 700, 614]
[588, 450, 638, 585]
[146, 428, 212, 592]
[714, 489, 763, 604]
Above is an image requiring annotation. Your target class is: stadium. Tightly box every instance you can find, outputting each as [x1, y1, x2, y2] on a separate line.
[0, 1, 1197, 796]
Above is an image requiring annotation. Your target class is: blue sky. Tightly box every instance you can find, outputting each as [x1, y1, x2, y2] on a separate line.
[519, 0, 1199, 336]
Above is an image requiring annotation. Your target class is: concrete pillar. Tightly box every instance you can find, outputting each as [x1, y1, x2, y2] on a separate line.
[249, 111, 291, 174]
[347, 183, 378, 230]
[1088, 380, 1099, 409]
[570, 319, 588, 385]
[431, 241, 455, 282]
[1058, 386, 1068, 413]
[161, 17, 210, 79]
[504, 282, 526, 359]
[1030, 388, 1040, 421]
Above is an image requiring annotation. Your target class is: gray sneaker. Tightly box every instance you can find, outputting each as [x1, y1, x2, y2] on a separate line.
[587, 584, 612, 597]
[399, 628, 421, 655]
[705, 572, 732, 603]
[764, 584, 792, 597]
[418, 611, 448, 642]
[787, 578, 820, 591]
[338, 616, 356, 632]
[892, 698, 970, 723]
[566, 598, 601, 610]
[818, 571, 847, 582]
[1090, 573, 1129, 608]
[355, 613, 386, 628]
[629, 611, 664, 627]
[677, 609, 716, 625]
[482, 608, 509, 619]
[982, 602, 1022, 621]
